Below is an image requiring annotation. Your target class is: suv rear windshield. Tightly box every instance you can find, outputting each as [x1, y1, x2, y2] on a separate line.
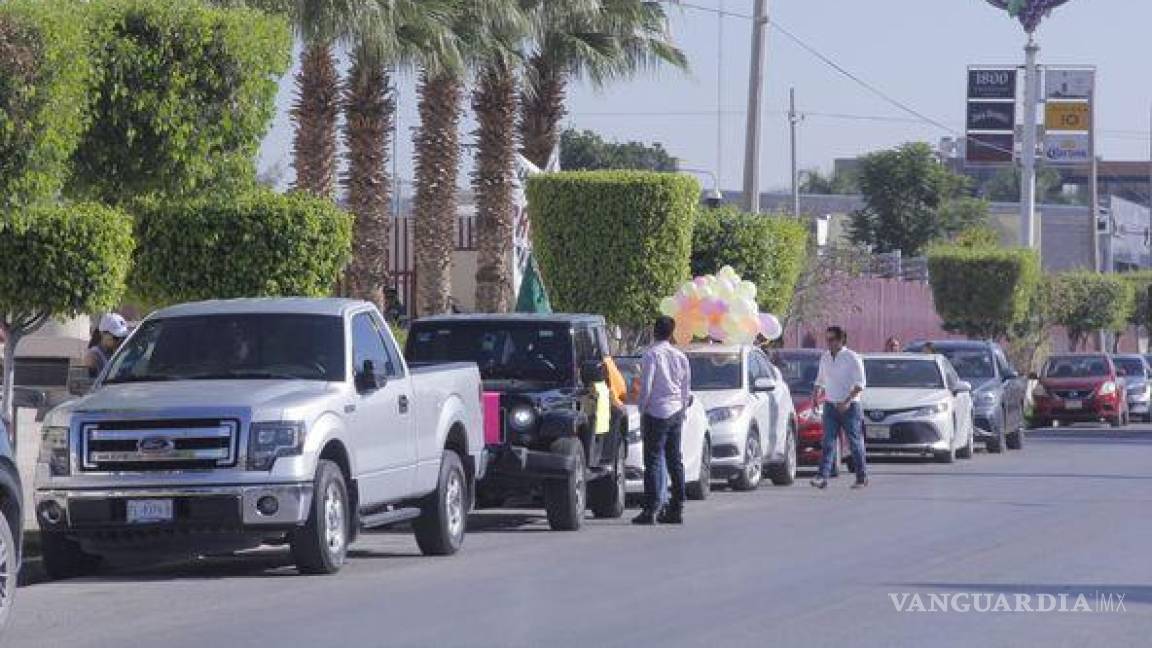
[935, 349, 996, 380]
[105, 314, 345, 383]
[407, 322, 574, 384]
[688, 353, 742, 390]
[1043, 355, 1109, 379]
[771, 353, 820, 394]
[864, 359, 944, 389]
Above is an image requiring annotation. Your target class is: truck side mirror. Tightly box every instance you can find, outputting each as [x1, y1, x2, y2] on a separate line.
[580, 360, 605, 385]
[355, 359, 384, 393]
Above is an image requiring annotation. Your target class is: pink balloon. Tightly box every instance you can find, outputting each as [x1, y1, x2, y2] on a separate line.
[759, 313, 783, 340]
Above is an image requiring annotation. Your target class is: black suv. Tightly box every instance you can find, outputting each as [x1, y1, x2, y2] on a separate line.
[406, 314, 626, 531]
[905, 340, 1027, 452]
[0, 418, 22, 629]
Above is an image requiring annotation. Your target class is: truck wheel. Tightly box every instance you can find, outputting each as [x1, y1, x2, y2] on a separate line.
[291, 459, 349, 575]
[414, 450, 468, 556]
[766, 424, 797, 486]
[686, 437, 712, 501]
[544, 437, 585, 531]
[730, 431, 762, 491]
[589, 441, 625, 519]
[41, 531, 101, 581]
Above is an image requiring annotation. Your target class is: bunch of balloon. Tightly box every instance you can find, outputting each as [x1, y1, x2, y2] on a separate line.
[658, 266, 784, 347]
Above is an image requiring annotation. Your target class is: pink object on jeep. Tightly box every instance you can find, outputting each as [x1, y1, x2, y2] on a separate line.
[483, 392, 502, 444]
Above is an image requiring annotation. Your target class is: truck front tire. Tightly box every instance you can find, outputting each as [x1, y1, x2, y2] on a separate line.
[414, 450, 468, 556]
[41, 530, 101, 581]
[291, 459, 349, 575]
[544, 438, 586, 531]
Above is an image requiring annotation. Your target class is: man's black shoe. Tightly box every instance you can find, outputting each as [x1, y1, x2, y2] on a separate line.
[631, 511, 657, 525]
[810, 476, 828, 489]
[851, 477, 869, 490]
[657, 508, 683, 525]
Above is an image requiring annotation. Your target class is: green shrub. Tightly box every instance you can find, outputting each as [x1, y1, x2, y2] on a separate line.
[130, 189, 353, 304]
[927, 245, 1040, 339]
[1118, 271, 1152, 330]
[527, 170, 698, 327]
[69, 0, 291, 203]
[0, 0, 91, 208]
[1049, 271, 1135, 350]
[691, 206, 808, 314]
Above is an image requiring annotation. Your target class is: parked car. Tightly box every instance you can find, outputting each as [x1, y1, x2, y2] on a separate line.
[769, 349, 844, 472]
[611, 356, 711, 501]
[1111, 355, 1150, 423]
[905, 341, 1027, 452]
[685, 344, 797, 490]
[1031, 353, 1129, 428]
[35, 298, 484, 579]
[0, 417, 22, 630]
[406, 314, 627, 531]
[859, 354, 976, 463]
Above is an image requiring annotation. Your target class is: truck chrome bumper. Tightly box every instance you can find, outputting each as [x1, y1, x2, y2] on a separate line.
[35, 483, 313, 531]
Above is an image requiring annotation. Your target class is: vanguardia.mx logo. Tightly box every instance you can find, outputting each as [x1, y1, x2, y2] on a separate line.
[889, 591, 1127, 613]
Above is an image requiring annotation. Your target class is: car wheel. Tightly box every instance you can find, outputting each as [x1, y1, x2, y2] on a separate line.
[544, 437, 586, 531]
[414, 450, 468, 556]
[589, 440, 626, 519]
[0, 508, 14, 628]
[686, 436, 712, 500]
[730, 430, 763, 491]
[933, 437, 956, 464]
[766, 424, 797, 486]
[1110, 414, 1123, 428]
[957, 423, 975, 459]
[291, 459, 350, 575]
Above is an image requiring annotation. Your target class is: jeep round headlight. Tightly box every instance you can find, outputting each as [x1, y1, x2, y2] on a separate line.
[508, 406, 536, 431]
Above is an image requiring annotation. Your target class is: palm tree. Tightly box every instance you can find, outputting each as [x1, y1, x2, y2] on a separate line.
[293, 41, 341, 197]
[519, 0, 687, 169]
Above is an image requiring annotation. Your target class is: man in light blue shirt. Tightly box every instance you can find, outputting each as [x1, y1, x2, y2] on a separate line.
[633, 316, 692, 525]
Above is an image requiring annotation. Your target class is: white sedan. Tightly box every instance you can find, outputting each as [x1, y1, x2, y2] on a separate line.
[685, 344, 797, 490]
[613, 357, 712, 500]
[859, 354, 976, 463]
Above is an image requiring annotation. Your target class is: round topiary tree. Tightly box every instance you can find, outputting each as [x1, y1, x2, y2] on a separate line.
[527, 170, 698, 332]
[130, 188, 353, 305]
[0, 203, 135, 430]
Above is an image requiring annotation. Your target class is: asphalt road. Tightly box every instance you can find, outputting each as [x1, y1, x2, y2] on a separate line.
[8, 426, 1152, 648]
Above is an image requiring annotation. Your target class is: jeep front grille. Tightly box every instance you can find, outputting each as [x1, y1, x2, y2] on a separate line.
[81, 419, 239, 471]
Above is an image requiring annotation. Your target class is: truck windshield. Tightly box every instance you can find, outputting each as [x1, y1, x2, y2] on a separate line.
[104, 314, 345, 383]
[407, 322, 573, 384]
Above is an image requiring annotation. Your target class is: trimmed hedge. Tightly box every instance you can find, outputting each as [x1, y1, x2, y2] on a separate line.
[0, 0, 91, 208]
[0, 203, 135, 320]
[131, 189, 353, 304]
[927, 245, 1040, 339]
[70, 0, 291, 203]
[1049, 271, 1135, 347]
[527, 171, 698, 327]
[691, 206, 808, 314]
[1118, 271, 1152, 330]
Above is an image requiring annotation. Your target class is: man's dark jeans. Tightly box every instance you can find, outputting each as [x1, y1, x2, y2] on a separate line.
[818, 402, 867, 481]
[642, 412, 685, 514]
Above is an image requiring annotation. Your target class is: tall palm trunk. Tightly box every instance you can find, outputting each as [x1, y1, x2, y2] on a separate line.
[473, 66, 519, 313]
[341, 47, 394, 310]
[519, 53, 566, 169]
[292, 42, 340, 197]
[413, 72, 462, 316]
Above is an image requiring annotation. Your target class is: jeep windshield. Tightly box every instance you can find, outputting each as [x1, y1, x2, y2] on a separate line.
[407, 322, 574, 385]
[104, 314, 346, 383]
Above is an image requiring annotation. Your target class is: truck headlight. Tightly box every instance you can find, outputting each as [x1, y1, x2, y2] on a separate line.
[707, 405, 745, 425]
[248, 421, 305, 471]
[38, 426, 70, 476]
[913, 401, 950, 417]
[508, 406, 536, 432]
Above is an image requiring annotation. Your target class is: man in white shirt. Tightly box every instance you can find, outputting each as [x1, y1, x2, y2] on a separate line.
[811, 326, 868, 489]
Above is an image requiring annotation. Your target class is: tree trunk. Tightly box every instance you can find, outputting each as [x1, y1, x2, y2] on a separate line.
[292, 41, 340, 197]
[341, 47, 394, 312]
[519, 54, 567, 170]
[413, 72, 462, 316]
[1, 332, 18, 447]
[473, 67, 519, 314]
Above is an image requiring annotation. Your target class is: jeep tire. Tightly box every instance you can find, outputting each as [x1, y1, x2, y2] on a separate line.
[544, 438, 586, 531]
[589, 440, 625, 519]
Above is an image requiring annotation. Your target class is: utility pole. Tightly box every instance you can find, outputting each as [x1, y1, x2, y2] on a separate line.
[789, 87, 802, 218]
[1020, 36, 1040, 253]
[741, 0, 769, 214]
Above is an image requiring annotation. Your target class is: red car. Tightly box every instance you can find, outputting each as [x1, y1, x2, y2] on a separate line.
[1031, 353, 1130, 428]
[771, 349, 845, 471]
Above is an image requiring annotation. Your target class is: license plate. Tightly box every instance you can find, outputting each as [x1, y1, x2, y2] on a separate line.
[126, 499, 174, 524]
[1064, 400, 1083, 410]
[866, 425, 890, 440]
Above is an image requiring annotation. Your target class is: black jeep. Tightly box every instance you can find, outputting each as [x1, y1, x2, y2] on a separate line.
[406, 314, 626, 530]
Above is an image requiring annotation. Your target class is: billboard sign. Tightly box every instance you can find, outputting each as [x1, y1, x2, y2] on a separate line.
[1043, 133, 1090, 164]
[967, 68, 1016, 100]
[1045, 102, 1091, 131]
[965, 133, 1015, 164]
[1046, 69, 1094, 100]
[966, 101, 1016, 131]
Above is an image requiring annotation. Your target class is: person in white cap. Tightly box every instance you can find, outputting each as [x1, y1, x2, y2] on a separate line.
[85, 313, 130, 377]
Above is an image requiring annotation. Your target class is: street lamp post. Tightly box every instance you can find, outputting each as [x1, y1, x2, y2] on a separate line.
[681, 168, 725, 207]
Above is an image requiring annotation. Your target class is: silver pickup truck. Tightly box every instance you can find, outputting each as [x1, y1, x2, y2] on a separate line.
[34, 298, 484, 578]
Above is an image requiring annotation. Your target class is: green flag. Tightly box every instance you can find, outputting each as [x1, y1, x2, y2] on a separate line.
[515, 255, 552, 313]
